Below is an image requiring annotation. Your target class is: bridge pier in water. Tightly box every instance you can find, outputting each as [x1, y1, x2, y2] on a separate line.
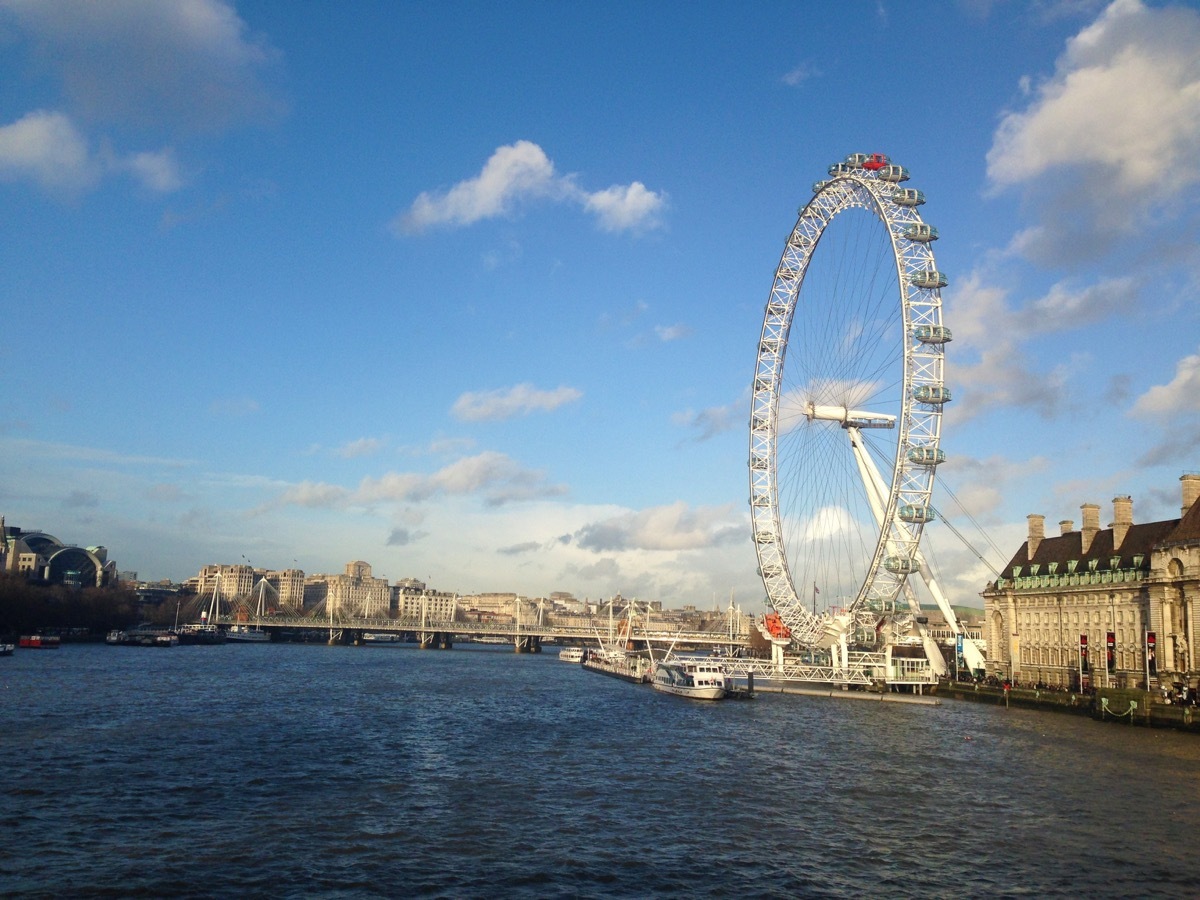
[514, 635, 541, 653]
[419, 632, 453, 650]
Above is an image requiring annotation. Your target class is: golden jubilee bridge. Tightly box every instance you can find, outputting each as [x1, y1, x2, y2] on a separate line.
[207, 605, 753, 653]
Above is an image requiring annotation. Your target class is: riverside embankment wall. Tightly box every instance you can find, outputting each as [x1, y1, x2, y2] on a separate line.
[943, 682, 1200, 733]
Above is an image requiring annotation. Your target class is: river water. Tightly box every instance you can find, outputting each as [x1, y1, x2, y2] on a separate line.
[2, 642, 1197, 898]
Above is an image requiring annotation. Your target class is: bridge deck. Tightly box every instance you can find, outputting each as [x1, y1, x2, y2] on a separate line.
[213, 614, 749, 647]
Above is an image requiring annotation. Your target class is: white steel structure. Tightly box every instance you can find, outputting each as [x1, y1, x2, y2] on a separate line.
[750, 153, 982, 676]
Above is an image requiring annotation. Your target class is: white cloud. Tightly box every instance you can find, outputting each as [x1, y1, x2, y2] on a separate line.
[942, 271, 1135, 421]
[574, 501, 741, 553]
[672, 402, 739, 442]
[1130, 349, 1200, 417]
[277, 480, 352, 509]
[654, 323, 693, 342]
[451, 383, 582, 423]
[583, 181, 666, 232]
[396, 141, 562, 233]
[395, 140, 666, 235]
[0, 110, 97, 191]
[265, 451, 566, 513]
[782, 62, 819, 86]
[335, 437, 384, 459]
[121, 148, 184, 192]
[0, 109, 185, 194]
[986, 0, 1200, 258]
[1, 0, 282, 131]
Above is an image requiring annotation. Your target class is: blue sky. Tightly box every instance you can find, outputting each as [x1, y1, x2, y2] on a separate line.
[2, 0, 1199, 609]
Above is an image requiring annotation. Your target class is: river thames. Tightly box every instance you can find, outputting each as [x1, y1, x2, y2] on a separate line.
[2, 642, 1198, 898]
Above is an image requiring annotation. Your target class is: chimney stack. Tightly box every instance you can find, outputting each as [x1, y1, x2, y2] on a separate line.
[1027, 514, 1045, 560]
[1081, 503, 1100, 554]
[1059, 519, 1074, 536]
[1111, 495, 1133, 549]
[1182, 473, 1200, 516]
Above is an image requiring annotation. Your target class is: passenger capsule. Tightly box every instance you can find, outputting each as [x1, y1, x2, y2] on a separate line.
[760, 338, 781, 353]
[884, 555, 918, 575]
[845, 153, 870, 167]
[909, 270, 948, 289]
[777, 266, 800, 281]
[861, 153, 890, 171]
[892, 188, 925, 207]
[913, 385, 952, 405]
[906, 446, 946, 467]
[899, 504, 936, 524]
[913, 324, 953, 344]
[812, 180, 830, 193]
[767, 300, 789, 317]
[828, 162, 853, 177]
[904, 223, 939, 243]
[877, 165, 909, 183]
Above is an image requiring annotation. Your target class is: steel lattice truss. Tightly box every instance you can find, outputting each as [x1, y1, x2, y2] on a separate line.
[749, 155, 948, 648]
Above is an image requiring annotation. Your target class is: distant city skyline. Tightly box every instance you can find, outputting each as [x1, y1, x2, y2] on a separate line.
[2, 1, 1199, 610]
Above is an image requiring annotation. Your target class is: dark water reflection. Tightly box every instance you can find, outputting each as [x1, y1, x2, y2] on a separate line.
[2, 643, 1197, 897]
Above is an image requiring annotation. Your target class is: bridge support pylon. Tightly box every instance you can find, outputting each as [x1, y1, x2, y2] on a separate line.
[514, 635, 541, 654]
[419, 631, 453, 649]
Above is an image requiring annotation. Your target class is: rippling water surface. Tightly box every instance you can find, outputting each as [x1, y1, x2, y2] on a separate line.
[2, 643, 1199, 898]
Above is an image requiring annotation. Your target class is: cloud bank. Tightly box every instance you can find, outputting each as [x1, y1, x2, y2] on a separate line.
[394, 140, 667, 235]
[451, 383, 582, 423]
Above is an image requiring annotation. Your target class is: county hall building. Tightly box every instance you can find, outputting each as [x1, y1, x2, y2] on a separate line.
[982, 473, 1200, 690]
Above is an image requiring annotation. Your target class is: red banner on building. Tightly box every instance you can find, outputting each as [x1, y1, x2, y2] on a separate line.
[1079, 633, 1089, 672]
[1106, 631, 1116, 673]
[1146, 631, 1157, 677]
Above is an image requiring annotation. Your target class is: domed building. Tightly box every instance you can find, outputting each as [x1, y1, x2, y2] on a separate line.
[1, 517, 118, 588]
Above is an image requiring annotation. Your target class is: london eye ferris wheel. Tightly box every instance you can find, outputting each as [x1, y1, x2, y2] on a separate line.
[749, 152, 954, 654]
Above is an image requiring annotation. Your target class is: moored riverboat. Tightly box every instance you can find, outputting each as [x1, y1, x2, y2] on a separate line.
[177, 624, 226, 645]
[362, 632, 402, 644]
[225, 624, 270, 643]
[19, 635, 61, 649]
[651, 658, 730, 700]
[109, 627, 179, 647]
[581, 650, 651, 684]
[0, 643, 14, 656]
[557, 646, 585, 663]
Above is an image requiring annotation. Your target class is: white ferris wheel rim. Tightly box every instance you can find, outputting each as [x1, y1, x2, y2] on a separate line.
[749, 155, 948, 647]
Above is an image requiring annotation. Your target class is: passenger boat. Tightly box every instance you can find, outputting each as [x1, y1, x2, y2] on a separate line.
[19, 635, 61, 649]
[225, 624, 270, 643]
[177, 623, 226, 645]
[224, 574, 273, 642]
[581, 648, 652, 684]
[108, 627, 179, 647]
[557, 646, 585, 663]
[362, 632, 402, 644]
[0, 643, 14, 656]
[651, 658, 730, 700]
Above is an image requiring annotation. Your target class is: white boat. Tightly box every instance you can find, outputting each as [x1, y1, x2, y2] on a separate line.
[362, 632, 402, 644]
[225, 624, 270, 643]
[224, 574, 273, 643]
[0, 643, 14, 656]
[652, 658, 730, 700]
[558, 646, 585, 663]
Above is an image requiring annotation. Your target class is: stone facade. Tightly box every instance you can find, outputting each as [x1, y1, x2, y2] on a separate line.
[982, 474, 1200, 689]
